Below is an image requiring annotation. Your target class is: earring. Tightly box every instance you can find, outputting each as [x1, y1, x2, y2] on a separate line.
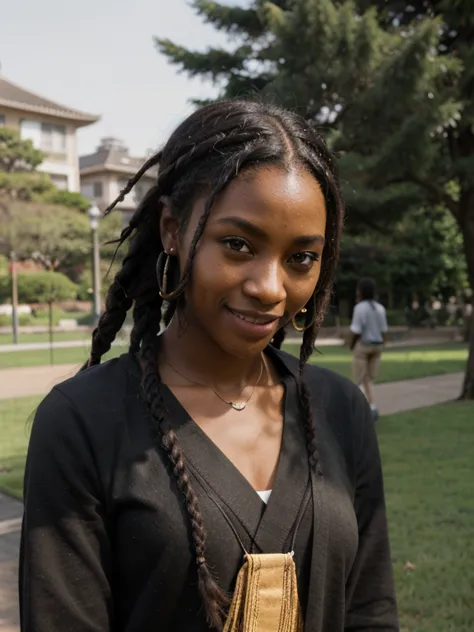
[292, 307, 308, 332]
[156, 251, 171, 298]
[156, 248, 183, 300]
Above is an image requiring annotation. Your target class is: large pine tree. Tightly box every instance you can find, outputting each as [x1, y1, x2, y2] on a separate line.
[156, 0, 474, 398]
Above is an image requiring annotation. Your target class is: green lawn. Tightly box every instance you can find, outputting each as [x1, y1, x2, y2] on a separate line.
[286, 342, 467, 383]
[0, 341, 126, 369]
[0, 340, 467, 378]
[0, 331, 91, 345]
[1, 397, 473, 630]
[379, 402, 474, 631]
[0, 395, 40, 498]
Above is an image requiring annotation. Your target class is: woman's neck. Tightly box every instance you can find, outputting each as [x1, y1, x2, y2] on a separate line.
[159, 313, 264, 391]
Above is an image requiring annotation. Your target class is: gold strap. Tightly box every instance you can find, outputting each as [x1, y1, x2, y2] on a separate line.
[224, 553, 303, 632]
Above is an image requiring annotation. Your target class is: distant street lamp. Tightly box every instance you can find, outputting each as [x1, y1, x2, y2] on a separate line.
[87, 203, 101, 325]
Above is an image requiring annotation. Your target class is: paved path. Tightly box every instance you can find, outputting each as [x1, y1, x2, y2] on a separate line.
[376, 372, 463, 415]
[0, 355, 465, 405]
[0, 365, 79, 400]
[0, 367, 466, 630]
[0, 340, 89, 353]
[0, 340, 128, 353]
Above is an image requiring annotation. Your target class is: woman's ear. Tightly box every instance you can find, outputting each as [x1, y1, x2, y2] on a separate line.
[159, 197, 179, 253]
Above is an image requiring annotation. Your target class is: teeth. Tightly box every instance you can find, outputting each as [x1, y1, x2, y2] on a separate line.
[233, 311, 272, 325]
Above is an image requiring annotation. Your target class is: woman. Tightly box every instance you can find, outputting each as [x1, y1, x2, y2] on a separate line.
[349, 278, 388, 422]
[20, 100, 398, 631]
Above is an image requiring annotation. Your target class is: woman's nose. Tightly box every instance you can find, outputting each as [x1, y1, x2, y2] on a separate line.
[242, 260, 287, 306]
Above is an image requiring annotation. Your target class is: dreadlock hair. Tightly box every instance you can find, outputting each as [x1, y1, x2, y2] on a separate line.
[81, 99, 344, 629]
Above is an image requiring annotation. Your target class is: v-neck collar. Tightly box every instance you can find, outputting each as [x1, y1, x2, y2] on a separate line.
[156, 346, 309, 554]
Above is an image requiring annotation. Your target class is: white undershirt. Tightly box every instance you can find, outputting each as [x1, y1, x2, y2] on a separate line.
[257, 489, 272, 504]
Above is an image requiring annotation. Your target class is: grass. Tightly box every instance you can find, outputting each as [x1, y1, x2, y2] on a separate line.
[28, 310, 90, 326]
[1, 396, 473, 629]
[379, 402, 474, 631]
[0, 340, 126, 369]
[0, 395, 40, 498]
[285, 342, 468, 383]
[0, 331, 91, 345]
[0, 340, 467, 377]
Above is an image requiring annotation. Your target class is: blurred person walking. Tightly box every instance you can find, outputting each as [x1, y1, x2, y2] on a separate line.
[349, 278, 388, 421]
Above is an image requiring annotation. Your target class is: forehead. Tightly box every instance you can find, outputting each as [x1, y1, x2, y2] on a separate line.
[206, 165, 326, 236]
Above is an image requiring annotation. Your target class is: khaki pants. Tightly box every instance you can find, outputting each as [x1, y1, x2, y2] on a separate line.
[352, 341, 384, 385]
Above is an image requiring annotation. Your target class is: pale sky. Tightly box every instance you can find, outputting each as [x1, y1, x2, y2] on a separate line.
[1, 0, 250, 157]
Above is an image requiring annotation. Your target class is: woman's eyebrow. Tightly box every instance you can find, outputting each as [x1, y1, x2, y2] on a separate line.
[215, 216, 325, 246]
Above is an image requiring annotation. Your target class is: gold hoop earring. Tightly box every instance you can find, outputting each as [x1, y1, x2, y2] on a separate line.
[292, 308, 309, 332]
[156, 250, 181, 300]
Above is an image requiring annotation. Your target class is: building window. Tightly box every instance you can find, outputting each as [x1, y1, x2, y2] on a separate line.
[40, 123, 66, 153]
[20, 120, 66, 153]
[93, 181, 103, 198]
[80, 183, 95, 199]
[0, 114, 4, 126]
[20, 120, 41, 146]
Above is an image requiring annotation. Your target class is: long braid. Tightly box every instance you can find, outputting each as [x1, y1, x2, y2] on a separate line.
[297, 323, 323, 475]
[140, 327, 229, 629]
[87, 280, 133, 367]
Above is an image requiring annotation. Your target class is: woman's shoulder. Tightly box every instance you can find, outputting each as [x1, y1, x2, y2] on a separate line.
[35, 353, 142, 432]
[56, 352, 139, 399]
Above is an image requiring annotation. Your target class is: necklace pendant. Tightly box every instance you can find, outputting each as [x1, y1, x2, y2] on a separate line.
[231, 402, 246, 411]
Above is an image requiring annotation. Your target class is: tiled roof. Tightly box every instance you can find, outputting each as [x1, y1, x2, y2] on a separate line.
[0, 75, 99, 124]
[80, 144, 157, 177]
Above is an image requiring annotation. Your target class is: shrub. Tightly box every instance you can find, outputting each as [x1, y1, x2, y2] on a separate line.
[17, 272, 78, 304]
[385, 310, 407, 327]
[0, 313, 35, 326]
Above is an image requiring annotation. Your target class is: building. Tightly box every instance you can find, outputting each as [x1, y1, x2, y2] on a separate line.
[0, 74, 99, 191]
[79, 137, 157, 224]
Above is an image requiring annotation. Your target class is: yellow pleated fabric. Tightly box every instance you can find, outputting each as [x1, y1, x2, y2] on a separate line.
[223, 553, 303, 632]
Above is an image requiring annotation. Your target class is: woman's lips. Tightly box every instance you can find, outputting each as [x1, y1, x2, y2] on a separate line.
[224, 307, 281, 338]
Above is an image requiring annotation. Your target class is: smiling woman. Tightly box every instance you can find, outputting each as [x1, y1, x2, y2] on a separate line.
[20, 100, 399, 632]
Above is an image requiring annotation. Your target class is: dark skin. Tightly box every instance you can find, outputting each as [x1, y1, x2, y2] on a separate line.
[159, 166, 327, 492]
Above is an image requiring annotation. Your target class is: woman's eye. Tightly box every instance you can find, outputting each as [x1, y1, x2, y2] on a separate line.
[290, 252, 319, 268]
[222, 237, 251, 253]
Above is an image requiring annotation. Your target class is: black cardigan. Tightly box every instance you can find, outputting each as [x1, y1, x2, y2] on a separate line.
[19, 347, 399, 631]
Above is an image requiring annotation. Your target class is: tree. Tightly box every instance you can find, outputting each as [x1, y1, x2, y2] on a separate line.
[156, 1, 292, 106]
[42, 189, 91, 212]
[0, 202, 91, 275]
[15, 270, 79, 364]
[337, 206, 468, 310]
[0, 127, 52, 202]
[156, 0, 474, 398]
[0, 127, 90, 209]
[0, 127, 95, 283]
[0, 127, 44, 172]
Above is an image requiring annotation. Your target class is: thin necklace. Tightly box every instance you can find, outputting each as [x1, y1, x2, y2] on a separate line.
[164, 356, 265, 411]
